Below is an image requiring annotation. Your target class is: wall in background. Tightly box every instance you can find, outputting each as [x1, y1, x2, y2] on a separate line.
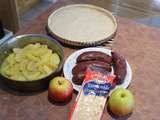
[17, 0, 40, 14]
[0, 0, 20, 33]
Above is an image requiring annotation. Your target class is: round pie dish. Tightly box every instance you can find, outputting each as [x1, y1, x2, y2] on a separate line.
[0, 34, 64, 91]
[47, 4, 117, 47]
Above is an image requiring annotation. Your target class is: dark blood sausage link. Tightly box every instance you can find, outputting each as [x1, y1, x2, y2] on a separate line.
[111, 52, 127, 85]
[76, 51, 112, 64]
[72, 60, 111, 75]
[72, 60, 111, 85]
[72, 71, 85, 85]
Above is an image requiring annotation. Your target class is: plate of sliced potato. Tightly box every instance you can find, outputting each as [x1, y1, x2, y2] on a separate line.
[0, 34, 63, 91]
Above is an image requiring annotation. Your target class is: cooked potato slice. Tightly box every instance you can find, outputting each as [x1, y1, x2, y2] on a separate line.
[50, 53, 60, 66]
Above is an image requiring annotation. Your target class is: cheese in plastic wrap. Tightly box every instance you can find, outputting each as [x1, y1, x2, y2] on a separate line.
[70, 66, 115, 120]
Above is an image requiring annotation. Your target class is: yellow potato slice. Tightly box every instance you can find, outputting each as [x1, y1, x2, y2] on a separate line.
[50, 53, 60, 66]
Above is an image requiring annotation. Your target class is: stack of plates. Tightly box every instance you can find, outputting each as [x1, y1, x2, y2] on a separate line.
[47, 4, 117, 46]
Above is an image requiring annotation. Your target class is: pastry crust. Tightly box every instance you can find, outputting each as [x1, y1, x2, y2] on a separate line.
[48, 4, 117, 44]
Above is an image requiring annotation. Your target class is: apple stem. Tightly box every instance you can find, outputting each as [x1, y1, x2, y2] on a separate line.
[121, 93, 126, 98]
[58, 80, 62, 85]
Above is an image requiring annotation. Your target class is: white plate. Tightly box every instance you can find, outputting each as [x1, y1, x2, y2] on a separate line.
[63, 47, 132, 92]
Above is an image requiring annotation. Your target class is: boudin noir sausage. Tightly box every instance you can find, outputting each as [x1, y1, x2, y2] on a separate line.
[72, 71, 85, 85]
[72, 60, 111, 85]
[76, 51, 112, 64]
[72, 60, 111, 75]
[112, 52, 126, 84]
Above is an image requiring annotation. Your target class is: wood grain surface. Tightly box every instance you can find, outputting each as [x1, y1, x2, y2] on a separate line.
[0, 0, 160, 120]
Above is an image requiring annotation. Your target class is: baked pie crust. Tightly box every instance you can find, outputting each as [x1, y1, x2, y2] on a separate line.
[48, 4, 117, 46]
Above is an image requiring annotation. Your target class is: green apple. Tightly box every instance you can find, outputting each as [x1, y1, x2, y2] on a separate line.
[48, 76, 73, 102]
[108, 88, 135, 116]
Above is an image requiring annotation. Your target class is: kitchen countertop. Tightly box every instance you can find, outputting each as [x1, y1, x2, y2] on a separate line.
[1, 0, 160, 120]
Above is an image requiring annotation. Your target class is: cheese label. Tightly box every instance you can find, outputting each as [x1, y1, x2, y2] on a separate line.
[83, 81, 111, 96]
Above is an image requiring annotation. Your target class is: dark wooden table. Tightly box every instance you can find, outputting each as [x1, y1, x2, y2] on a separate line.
[0, 0, 160, 120]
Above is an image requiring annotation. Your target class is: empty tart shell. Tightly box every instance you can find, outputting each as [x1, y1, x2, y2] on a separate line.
[47, 4, 117, 47]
